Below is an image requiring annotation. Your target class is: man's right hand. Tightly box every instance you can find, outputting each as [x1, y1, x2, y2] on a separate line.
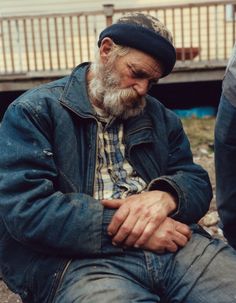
[137, 217, 191, 253]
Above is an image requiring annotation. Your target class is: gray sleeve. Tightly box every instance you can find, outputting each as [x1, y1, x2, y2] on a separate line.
[222, 43, 236, 106]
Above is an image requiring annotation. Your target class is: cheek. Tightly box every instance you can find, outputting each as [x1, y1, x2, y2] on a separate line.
[119, 77, 135, 89]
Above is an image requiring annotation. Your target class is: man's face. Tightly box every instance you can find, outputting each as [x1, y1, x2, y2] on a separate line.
[89, 48, 162, 119]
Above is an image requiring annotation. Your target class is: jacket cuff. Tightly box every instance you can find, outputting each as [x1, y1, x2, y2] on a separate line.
[102, 208, 124, 254]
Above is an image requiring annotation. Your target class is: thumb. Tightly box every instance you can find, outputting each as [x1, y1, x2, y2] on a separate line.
[101, 199, 124, 209]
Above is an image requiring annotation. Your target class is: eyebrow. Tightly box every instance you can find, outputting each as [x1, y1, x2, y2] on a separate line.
[129, 64, 160, 82]
[129, 63, 161, 82]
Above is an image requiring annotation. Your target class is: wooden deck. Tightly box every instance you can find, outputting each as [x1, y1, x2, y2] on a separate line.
[0, 0, 235, 91]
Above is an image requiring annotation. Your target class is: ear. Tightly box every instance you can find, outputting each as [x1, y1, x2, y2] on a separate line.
[99, 37, 114, 63]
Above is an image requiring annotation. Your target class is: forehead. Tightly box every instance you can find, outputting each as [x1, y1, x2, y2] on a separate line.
[124, 49, 163, 77]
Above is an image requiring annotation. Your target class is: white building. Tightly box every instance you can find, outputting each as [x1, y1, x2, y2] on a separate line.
[0, 0, 206, 16]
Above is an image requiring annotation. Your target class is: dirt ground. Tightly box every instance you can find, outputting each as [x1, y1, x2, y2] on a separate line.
[0, 116, 221, 302]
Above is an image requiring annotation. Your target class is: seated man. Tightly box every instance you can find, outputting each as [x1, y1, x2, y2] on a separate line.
[215, 43, 236, 249]
[0, 12, 236, 303]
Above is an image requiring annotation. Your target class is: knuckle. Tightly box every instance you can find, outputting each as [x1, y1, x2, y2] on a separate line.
[131, 229, 140, 238]
[114, 213, 125, 224]
[137, 236, 148, 246]
[149, 218, 158, 227]
[136, 239, 145, 246]
[142, 228, 153, 240]
[165, 229, 173, 237]
[143, 209, 151, 218]
[154, 213, 163, 222]
[133, 205, 142, 215]
[120, 225, 130, 236]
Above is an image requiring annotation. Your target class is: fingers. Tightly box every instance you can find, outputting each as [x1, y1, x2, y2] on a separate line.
[171, 222, 192, 249]
[164, 230, 190, 252]
[164, 220, 191, 249]
[107, 202, 152, 244]
[139, 218, 191, 253]
[122, 219, 157, 247]
[128, 220, 157, 247]
[175, 222, 192, 240]
[172, 231, 189, 248]
[163, 240, 178, 253]
[109, 209, 138, 244]
[102, 199, 125, 209]
[157, 229, 189, 253]
[107, 205, 130, 238]
[107, 201, 166, 246]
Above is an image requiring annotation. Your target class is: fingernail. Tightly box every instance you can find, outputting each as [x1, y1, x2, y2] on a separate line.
[108, 231, 113, 236]
[134, 244, 140, 248]
[112, 241, 117, 246]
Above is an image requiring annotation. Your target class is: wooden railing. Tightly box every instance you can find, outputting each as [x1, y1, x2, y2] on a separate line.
[0, 0, 236, 75]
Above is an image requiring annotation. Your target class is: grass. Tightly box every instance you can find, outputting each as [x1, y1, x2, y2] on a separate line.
[181, 117, 215, 152]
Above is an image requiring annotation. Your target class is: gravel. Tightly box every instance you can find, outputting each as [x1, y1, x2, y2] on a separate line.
[0, 282, 22, 303]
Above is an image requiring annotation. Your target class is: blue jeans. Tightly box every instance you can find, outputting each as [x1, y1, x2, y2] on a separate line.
[215, 95, 236, 249]
[53, 230, 236, 303]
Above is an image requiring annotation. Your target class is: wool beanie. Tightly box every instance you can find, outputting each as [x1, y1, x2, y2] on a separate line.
[98, 12, 176, 78]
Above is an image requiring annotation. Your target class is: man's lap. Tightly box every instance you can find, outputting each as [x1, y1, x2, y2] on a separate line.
[53, 249, 160, 303]
[53, 231, 236, 303]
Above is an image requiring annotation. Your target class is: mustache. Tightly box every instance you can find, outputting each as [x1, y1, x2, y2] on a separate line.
[109, 86, 140, 104]
[103, 86, 146, 119]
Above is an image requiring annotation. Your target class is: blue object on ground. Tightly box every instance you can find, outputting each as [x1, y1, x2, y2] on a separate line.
[173, 106, 216, 118]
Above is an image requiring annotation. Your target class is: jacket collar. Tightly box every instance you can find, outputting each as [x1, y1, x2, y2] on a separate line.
[59, 62, 95, 118]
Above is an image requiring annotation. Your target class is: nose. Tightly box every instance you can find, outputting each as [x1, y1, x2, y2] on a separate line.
[133, 79, 149, 96]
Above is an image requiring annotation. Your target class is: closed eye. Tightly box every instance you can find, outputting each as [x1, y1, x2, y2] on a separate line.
[128, 64, 159, 87]
[133, 70, 148, 79]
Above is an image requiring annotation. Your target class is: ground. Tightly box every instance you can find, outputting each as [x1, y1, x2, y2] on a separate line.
[0, 116, 222, 302]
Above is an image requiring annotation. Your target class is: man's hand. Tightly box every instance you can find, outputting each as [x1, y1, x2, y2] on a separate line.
[102, 190, 177, 247]
[139, 217, 191, 253]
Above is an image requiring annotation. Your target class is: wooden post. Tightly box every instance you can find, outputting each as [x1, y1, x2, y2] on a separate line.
[103, 4, 114, 26]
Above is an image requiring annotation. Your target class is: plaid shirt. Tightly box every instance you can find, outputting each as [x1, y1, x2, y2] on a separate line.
[93, 113, 147, 200]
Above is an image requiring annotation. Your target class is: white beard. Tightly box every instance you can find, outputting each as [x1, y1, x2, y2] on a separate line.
[88, 60, 146, 120]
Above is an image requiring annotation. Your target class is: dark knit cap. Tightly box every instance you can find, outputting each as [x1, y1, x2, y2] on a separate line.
[98, 13, 176, 77]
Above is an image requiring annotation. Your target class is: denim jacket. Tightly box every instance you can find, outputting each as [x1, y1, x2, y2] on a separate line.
[0, 63, 212, 302]
[215, 43, 236, 248]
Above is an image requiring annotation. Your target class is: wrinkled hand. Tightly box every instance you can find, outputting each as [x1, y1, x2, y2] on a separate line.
[102, 190, 177, 247]
[140, 217, 191, 253]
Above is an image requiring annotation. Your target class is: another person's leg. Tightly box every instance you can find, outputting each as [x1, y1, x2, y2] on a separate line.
[215, 42, 236, 249]
[160, 227, 236, 302]
[215, 95, 236, 249]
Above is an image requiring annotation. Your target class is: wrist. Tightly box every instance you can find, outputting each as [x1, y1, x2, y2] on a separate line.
[164, 191, 177, 214]
[148, 179, 179, 214]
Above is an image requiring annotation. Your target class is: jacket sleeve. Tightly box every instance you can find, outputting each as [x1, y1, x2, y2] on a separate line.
[0, 100, 122, 257]
[215, 95, 236, 247]
[148, 110, 212, 224]
[222, 42, 236, 107]
[215, 45, 236, 248]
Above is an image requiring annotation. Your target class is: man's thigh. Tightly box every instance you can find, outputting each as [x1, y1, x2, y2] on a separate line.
[161, 230, 236, 303]
[53, 252, 160, 303]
